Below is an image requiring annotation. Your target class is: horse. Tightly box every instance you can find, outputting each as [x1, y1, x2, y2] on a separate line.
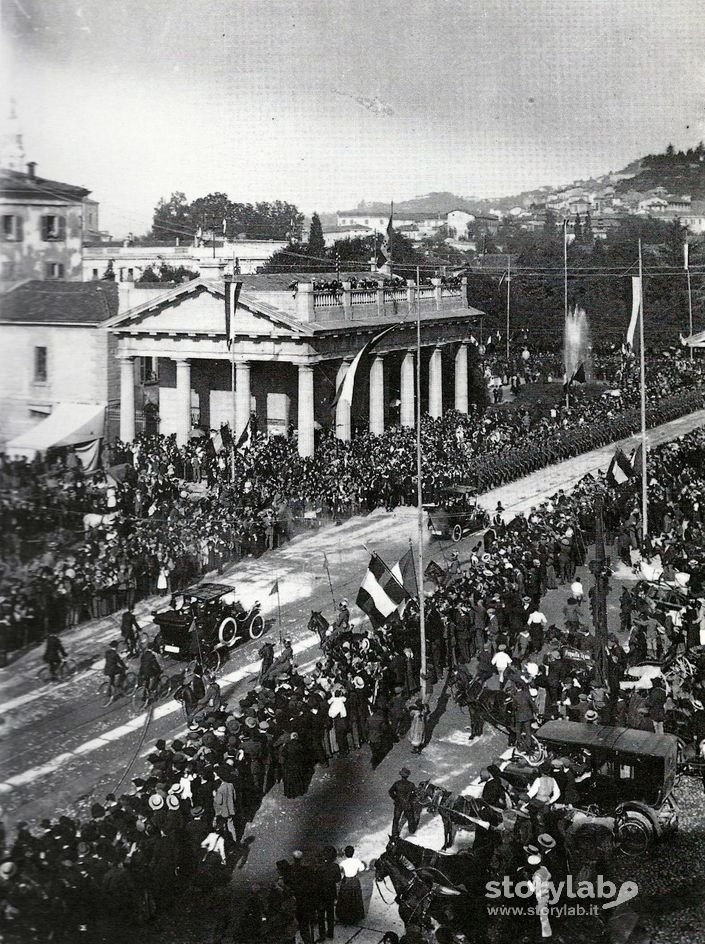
[386, 834, 493, 894]
[375, 846, 485, 939]
[416, 780, 502, 850]
[308, 610, 330, 645]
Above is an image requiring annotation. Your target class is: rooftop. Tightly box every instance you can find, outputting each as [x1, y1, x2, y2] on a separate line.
[0, 280, 119, 325]
[0, 166, 91, 203]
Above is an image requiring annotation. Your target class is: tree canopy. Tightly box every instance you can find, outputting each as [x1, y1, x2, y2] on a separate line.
[148, 191, 304, 242]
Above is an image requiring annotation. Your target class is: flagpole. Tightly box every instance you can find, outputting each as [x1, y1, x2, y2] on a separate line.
[638, 239, 648, 540]
[685, 242, 694, 363]
[276, 579, 283, 645]
[505, 254, 511, 360]
[323, 552, 337, 608]
[564, 218, 570, 409]
[415, 264, 427, 700]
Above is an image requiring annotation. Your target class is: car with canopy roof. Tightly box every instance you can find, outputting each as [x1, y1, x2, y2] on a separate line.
[425, 485, 489, 543]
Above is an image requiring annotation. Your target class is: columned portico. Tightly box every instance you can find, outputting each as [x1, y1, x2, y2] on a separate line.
[369, 355, 385, 435]
[297, 365, 315, 457]
[234, 360, 251, 440]
[454, 343, 468, 414]
[335, 358, 352, 441]
[119, 355, 136, 443]
[429, 347, 443, 418]
[400, 351, 415, 427]
[174, 358, 191, 446]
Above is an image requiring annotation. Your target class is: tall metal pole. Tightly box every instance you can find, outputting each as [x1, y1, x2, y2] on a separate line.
[686, 242, 694, 362]
[638, 239, 648, 540]
[415, 265, 427, 699]
[564, 218, 570, 409]
[505, 254, 511, 360]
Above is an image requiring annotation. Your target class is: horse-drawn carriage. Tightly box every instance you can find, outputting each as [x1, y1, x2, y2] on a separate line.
[425, 485, 489, 543]
[152, 581, 269, 672]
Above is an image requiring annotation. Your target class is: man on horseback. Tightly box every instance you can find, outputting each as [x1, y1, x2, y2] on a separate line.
[389, 767, 418, 838]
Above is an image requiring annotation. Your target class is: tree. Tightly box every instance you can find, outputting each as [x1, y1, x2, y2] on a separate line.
[583, 212, 594, 244]
[102, 260, 115, 281]
[150, 191, 193, 242]
[573, 213, 583, 243]
[307, 213, 325, 259]
[543, 208, 558, 236]
[137, 264, 198, 284]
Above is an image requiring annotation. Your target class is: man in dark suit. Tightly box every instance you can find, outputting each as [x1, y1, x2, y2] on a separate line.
[389, 767, 418, 837]
[315, 846, 341, 940]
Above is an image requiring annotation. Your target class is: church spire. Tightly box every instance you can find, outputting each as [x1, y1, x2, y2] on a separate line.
[1, 99, 26, 171]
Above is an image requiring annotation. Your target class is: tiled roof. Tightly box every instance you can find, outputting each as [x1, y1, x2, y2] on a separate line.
[0, 281, 118, 324]
[0, 167, 91, 202]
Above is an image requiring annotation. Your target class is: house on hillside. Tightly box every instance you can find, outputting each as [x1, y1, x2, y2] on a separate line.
[447, 209, 476, 238]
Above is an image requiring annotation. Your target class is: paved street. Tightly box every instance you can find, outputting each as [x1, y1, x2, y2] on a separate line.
[2, 407, 705, 942]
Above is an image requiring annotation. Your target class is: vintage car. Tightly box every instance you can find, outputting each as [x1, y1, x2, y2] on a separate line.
[152, 581, 267, 669]
[533, 720, 680, 855]
[425, 486, 489, 543]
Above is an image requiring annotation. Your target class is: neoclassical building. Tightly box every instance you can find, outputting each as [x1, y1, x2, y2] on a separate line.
[108, 263, 484, 455]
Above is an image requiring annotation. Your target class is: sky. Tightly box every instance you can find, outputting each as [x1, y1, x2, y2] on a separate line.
[3, 0, 705, 237]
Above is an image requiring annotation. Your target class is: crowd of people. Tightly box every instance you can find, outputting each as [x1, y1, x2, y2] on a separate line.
[1, 351, 703, 657]
[2, 354, 705, 939]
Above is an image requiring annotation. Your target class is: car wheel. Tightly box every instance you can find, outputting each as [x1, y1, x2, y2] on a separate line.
[249, 614, 265, 640]
[452, 524, 462, 543]
[218, 617, 238, 646]
[616, 810, 654, 856]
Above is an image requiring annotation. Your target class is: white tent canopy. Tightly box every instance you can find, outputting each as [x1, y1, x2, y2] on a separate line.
[5, 402, 106, 460]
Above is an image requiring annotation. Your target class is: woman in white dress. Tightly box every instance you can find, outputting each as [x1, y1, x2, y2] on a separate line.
[336, 845, 366, 924]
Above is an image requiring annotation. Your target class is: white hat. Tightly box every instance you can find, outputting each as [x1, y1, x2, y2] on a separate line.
[166, 794, 180, 811]
[148, 794, 164, 811]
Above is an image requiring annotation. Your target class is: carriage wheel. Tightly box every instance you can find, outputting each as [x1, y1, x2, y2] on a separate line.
[616, 810, 654, 856]
[515, 736, 546, 767]
[218, 616, 238, 646]
[205, 648, 224, 675]
[452, 524, 462, 543]
[249, 614, 265, 640]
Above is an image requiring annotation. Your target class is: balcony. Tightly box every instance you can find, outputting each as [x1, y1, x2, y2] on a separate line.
[306, 278, 467, 324]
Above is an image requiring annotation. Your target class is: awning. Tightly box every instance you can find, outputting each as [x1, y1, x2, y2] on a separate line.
[5, 402, 106, 459]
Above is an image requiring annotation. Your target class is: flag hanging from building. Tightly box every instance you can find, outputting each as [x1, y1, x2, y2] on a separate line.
[626, 276, 641, 350]
[331, 322, 402, 411]
[607, 448, 633, 487]
[224, 279, 243, 349]
[356, 553, 408, 626]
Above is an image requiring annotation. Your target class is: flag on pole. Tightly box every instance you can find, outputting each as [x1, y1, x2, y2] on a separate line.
[331, 322, 402, 411]
[356, 553, 408, 626]
[380, 202, 394, 263]
[684, 242, 689, 272]
[424, 560, 447, 583]
[626, 276, 641, 350]
[607, 448, 633, 487]
[224, 279, 242, 349]
[269, 579, 279, 596]
[562, 362, 586, 395]
[223, 218, 227, 237]
[630, 443, 644, 477]
[236, 420, 251, 451]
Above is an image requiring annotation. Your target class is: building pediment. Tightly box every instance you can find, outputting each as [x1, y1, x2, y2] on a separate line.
[107, 277, 311, 339]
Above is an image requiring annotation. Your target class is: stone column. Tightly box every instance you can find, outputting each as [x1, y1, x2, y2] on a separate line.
[297, 364, 315, 457]
[119, 356, 136, 443]
[335, 358, 352, 441]
[429, 347, 443, 418]
[235, 361, 251, 441]
[454, 342, 469, 414]
[400, 351, 415, 427]
[369, 355, 385, 435]
[174, 358, 192, 446]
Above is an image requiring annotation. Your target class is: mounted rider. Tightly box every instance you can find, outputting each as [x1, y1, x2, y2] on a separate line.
[333, 600, 350, 632]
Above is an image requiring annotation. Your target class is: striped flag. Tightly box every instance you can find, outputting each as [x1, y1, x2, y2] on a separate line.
[607, 448, 633, 487]
[331, 322, 402, 412]
[224, 278, 243, 349]
[390, 548, 418, 617]
[356, 553, 408, 626]
[236, 420, 251, 450]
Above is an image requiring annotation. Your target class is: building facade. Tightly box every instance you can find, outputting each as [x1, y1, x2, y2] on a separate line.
[109, 266, 483, 455]
[0, 164, 93, 283]
[0, 281, 119, 448]
[82, 238, 288, 282]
